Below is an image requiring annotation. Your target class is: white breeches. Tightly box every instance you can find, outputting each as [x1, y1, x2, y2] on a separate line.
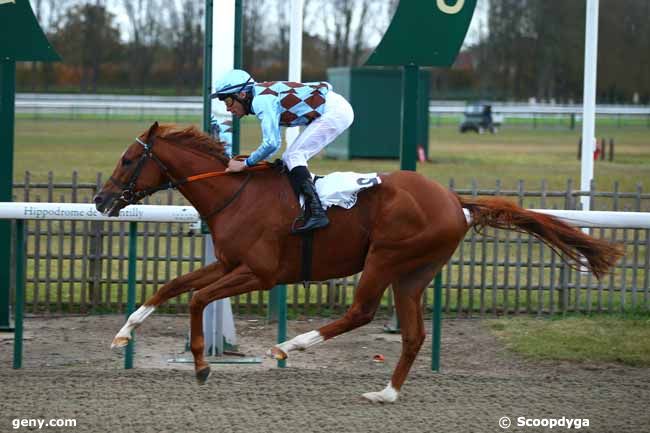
[282, 91, 354, 171]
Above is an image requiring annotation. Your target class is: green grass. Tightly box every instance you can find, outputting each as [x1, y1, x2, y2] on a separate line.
[487, 314, 650, 366]
[425, 125, 650, 193]
[14, 117, 650, 195]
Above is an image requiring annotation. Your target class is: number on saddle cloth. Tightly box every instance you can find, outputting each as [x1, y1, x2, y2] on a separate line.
[315, 172, 382, 210]
[284, 170, 382, 213]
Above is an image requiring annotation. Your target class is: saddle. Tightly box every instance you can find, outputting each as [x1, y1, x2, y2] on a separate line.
[262, 160, 382, 285]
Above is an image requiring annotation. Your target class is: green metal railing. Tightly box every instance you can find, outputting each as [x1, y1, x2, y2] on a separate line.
[431, 273, 443, 372]
[12, 220, 25, 368]
[125, 222, 137, 369]
[11, 219, 141, 369]
[9, 215, 289, 370]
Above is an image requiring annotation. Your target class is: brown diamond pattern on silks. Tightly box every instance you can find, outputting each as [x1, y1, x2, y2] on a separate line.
[280, 94, 302, 109]
[284, 82, 305, 88]
[304, 93, 326, 110]
[257, 81, 277, 88]
[281, 89, 298, 94]
[304, 111, 321, 123]
[260, 88, 278, 96]
[259, 88, 279, 96]
[280, 111, 299, 124]
[309, 82, 328, 90]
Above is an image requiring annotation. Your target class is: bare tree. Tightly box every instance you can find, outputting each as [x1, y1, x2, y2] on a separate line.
[164, 0, 203, 94]
[51, 2, 121, 92]
[276, 0, 291, 67]
[308, 0, 386, 67]
[243, 0, 268, 73]
[350, 0, 372, 65]
[123, 0, 162, 92]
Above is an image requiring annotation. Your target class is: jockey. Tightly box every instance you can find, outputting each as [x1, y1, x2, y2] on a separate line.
[211, 69, 354, 234]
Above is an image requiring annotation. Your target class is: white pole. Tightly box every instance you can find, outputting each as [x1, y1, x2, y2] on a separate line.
[580, 0, 599, 211]
[286, 0, 304, 146]
[208, 1, 237, 355]
[212, 0, 235, 119]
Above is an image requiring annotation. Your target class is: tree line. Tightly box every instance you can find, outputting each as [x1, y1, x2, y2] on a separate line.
[19, 0, 394, 95]
[436, 0, 649, 103]
[18, 0, 650, 103]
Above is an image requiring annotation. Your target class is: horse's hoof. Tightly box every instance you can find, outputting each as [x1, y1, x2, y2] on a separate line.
[362, 390, 399, 404]
[111, 336, 130, 349]
[196, 366, 211, 385]
[266, 347, 288, 360]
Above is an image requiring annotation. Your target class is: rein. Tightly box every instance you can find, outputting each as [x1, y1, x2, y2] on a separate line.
[109, 136, 272, 218]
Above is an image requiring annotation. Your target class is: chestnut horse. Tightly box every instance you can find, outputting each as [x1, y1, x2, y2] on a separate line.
[94, 123, 621, 403]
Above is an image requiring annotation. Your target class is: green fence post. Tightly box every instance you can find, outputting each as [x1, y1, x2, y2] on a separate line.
[267, 285, 280, 323]
[125, 221, 137, 369]
[202, 0, 213, 133]
[0, 60, 16, 332]
[12, 220, 25, 369]
[273, 285, 287, 369]
[431, 272, 443, 372]
[400, 63, 419, 172]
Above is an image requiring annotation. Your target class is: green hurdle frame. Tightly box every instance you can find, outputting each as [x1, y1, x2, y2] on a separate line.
[11, 219, 287, 370]
[12, 220, 25, 368]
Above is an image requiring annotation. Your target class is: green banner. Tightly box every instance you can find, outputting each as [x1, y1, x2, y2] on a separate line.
[367, 0, 477, 67]
[0, 0, 60, 62]
[1, 0, 59, 329]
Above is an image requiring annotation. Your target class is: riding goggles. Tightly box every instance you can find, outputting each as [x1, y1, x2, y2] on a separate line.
[221, 95, 236, 108]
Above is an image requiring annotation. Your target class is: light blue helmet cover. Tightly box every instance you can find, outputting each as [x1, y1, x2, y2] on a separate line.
[211, 69, 254, 99]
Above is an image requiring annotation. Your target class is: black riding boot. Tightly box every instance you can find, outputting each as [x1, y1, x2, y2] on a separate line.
[289, 166, 329, 234]
[296, 179, 330, 233]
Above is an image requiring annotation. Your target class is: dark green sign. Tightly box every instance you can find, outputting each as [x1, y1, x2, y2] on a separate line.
[1, 0, 60, 330]
[0, 0, 60, 61]
[367, 0, 477, 67]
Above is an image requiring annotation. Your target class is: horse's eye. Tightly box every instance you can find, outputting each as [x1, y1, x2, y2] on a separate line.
[122, 158, 132, 167]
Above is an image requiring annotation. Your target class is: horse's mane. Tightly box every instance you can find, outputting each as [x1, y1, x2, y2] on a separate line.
[159, 125, 230, 165]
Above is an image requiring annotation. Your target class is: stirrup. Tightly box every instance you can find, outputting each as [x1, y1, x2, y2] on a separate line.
[291, 215, 307, 234]
[292, 214, 329, 234]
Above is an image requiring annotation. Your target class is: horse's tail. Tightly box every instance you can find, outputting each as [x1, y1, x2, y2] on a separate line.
[458, 196, 623, 279]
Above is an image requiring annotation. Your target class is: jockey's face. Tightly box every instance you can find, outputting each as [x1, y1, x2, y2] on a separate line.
[225, 92, 248, 118]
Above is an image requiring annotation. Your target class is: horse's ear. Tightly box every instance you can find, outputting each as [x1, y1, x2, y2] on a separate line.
[147, 121, 159, 139]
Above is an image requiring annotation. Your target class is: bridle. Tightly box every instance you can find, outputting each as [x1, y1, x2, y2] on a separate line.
[108, 135, 270, 219]
[108, 137, 177, 205]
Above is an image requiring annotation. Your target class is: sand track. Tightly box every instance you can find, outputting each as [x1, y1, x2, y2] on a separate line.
[1, 315, 648, 432]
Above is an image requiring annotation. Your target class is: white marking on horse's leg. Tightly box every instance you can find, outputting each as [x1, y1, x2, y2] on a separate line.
[267, 330, 324, 358]
[362, 382, 399, 403]
[111, 305, 156, 348]
[278, 330, 324, 352]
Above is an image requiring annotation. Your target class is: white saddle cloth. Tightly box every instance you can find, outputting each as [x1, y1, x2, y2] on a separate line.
[303, 171, 382, 210]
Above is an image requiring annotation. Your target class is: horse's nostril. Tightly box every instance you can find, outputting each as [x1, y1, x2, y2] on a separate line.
[93, 195, 103, 205]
